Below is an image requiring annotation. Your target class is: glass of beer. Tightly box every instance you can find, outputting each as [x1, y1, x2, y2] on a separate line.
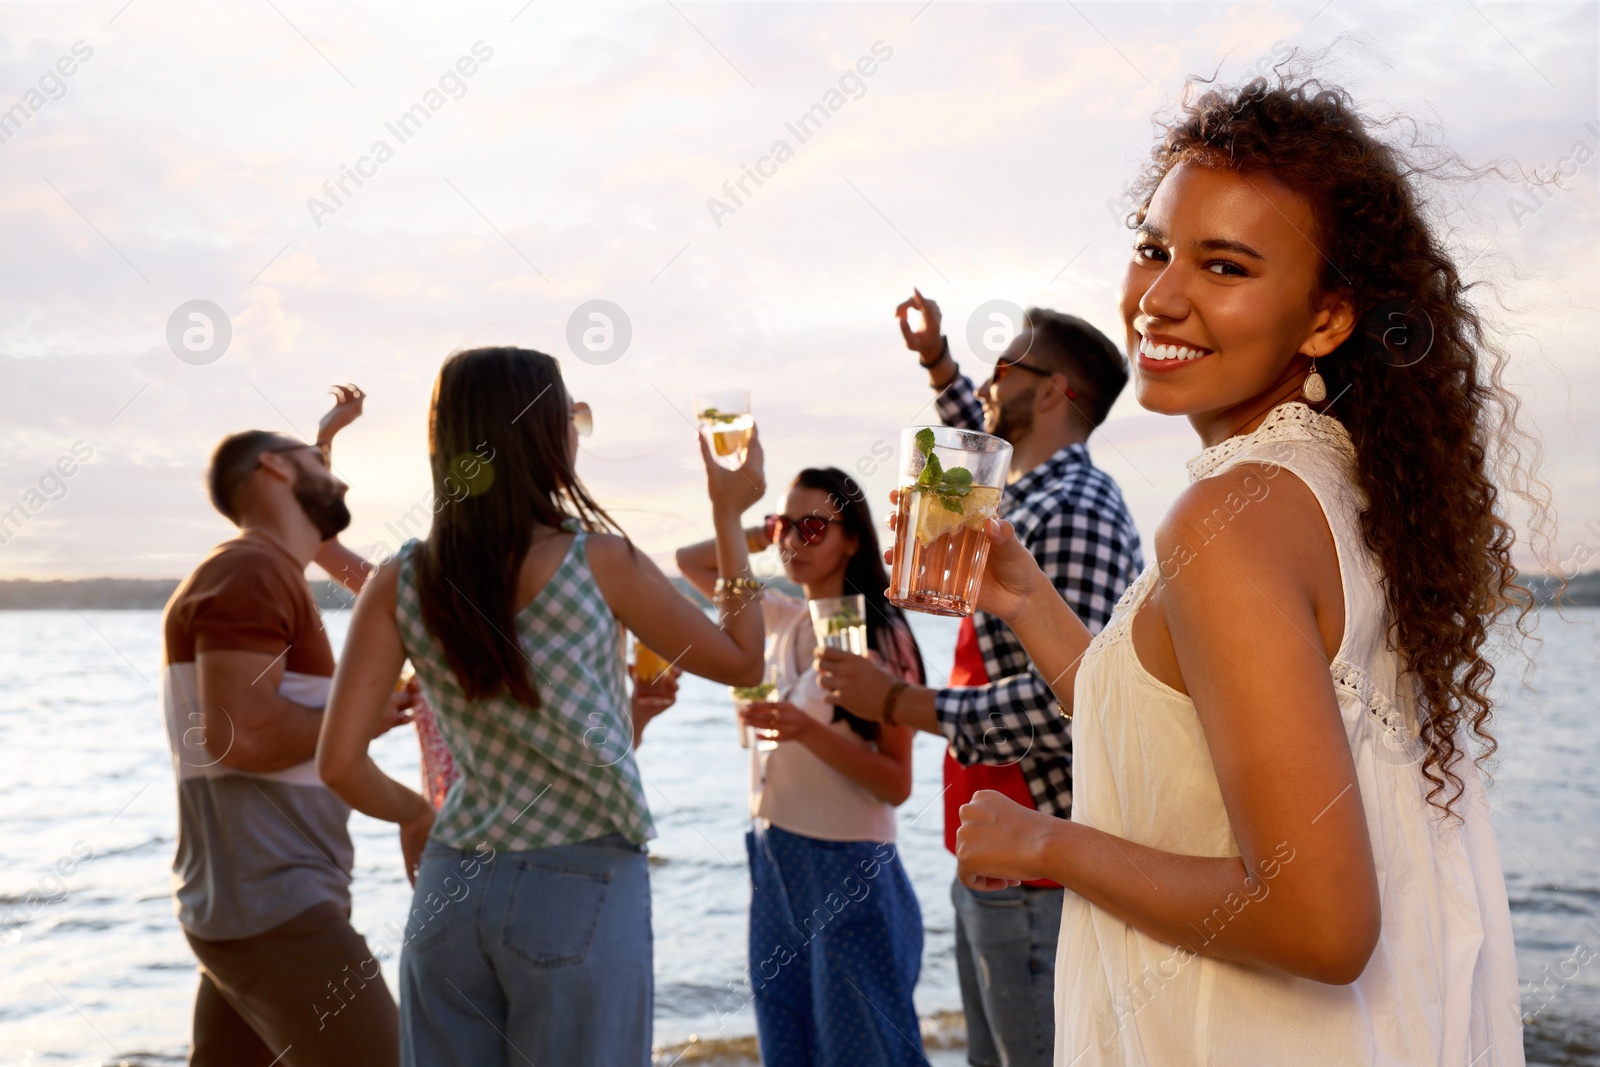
[888, 425, 1012, 617]
[809, 594, 868, 655]
[632, 638, 672, 683]
[694, 390, 754, 471]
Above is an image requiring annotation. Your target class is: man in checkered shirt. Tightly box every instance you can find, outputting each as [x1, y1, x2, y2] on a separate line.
[820, 289, 1142, 1067]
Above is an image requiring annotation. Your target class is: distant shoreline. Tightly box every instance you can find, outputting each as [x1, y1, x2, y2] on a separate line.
[0, 575, 789, 610]
[0, 577, 356, 611]
[0, 573, 1592, 609]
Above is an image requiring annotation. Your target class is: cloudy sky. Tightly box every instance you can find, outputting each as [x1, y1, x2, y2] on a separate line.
[0, 1, 1595, 581]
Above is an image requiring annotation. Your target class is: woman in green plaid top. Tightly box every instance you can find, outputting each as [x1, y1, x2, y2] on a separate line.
[317, 348, 767, 1067]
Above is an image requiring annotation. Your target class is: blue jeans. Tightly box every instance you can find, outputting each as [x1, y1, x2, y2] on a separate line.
[952, 877, 1062, 1067]
[399, 834, 652, 1067]
[747, 825, 926, 1067]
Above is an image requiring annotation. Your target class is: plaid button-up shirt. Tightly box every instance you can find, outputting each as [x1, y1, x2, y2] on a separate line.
[932, 370, 1144, 819]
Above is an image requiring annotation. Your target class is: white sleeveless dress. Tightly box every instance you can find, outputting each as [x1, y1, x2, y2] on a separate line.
[1054, 403, 1524, 1066]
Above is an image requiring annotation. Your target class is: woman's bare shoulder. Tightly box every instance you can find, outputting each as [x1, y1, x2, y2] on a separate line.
[1153, 462, 1343, 661]
[1156, 462, 1334, 579]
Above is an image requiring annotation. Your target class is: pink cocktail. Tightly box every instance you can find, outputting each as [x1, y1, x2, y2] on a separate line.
[888, 426, 1011, 617]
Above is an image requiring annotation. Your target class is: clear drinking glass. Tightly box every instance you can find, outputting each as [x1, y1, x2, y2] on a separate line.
[888, 425, 1013, 617]
[809, 594, 868, 655]
[732, 665, 783, 751]
[693, 390, 754, 471]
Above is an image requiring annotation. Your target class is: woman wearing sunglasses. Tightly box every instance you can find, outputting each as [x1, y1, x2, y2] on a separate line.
[676, 467, 929, 1067]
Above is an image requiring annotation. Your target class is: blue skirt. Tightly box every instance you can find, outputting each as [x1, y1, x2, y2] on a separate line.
[746, 824, 925, 1066]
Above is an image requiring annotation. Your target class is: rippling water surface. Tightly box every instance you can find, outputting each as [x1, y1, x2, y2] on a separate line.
[0, 608, 1595, 1065]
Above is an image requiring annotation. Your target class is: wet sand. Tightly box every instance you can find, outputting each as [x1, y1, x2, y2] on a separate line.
[654, 1010, 969, 1064]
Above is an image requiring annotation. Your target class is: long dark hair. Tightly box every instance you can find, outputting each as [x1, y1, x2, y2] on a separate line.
[1126, 72, 1552, 815]
[794, 467, 926, 741]
[412, 347, 625, 707]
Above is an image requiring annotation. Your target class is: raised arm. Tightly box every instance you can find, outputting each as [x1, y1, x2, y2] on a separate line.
[674, 522, 772, 601]
[313, 538, 370, 597]
[311, 384, 373, 598]
[315, 383, 365, 465]
[955, 467, 1380, 985]
[592, 428, 767, 688]
[896, 288, 983, 431]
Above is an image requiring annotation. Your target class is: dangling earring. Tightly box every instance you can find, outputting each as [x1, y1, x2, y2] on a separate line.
[1302, 354, 1327, 403]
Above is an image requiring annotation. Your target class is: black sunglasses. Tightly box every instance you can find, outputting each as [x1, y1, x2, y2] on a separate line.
[989, 359, 1076, 399]
[263, 443, 329, 468]
[765, 513, 840, 546]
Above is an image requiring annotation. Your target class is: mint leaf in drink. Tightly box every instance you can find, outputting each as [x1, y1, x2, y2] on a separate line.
[825, 613, 860, 635]
[911, 428, 980, 514]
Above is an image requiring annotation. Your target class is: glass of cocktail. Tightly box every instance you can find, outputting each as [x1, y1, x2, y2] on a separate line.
[632, 638, 672, 683]
[694, 390, 754, 471]
[731, 677, 779, 750]
[809, 594, 868, 655]
[888, 426, 1012, 617]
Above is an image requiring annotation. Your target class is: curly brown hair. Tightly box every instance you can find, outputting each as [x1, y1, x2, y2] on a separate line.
[1124, 71, 1552, 816]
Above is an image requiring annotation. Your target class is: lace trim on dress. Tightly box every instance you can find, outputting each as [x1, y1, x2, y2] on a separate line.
[1330, 657, 1428, 767]
[1093, 564, 1158, 650]
[1093, 573, 1425, 771]
[1185, 402, 1355, 484]
[1091, 408, 1414, 759]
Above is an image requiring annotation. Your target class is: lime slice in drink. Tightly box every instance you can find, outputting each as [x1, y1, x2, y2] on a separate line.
[913, 485, 1003, 546]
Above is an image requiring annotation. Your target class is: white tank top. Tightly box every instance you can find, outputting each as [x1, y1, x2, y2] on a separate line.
[749, 592, 898, 844]
[1055, 403, 1524, 1065]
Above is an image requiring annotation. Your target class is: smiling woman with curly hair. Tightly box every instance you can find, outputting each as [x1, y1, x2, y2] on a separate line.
[939, 72, 1540, 1065]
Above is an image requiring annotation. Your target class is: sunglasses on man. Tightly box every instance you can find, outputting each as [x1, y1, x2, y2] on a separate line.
[263, 443, 330, 469]
[765, 513, 841, 546]
[987, 358, 1077, 399]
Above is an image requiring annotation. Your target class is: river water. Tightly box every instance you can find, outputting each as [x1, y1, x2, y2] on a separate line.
[0, 607, 1594, 1065]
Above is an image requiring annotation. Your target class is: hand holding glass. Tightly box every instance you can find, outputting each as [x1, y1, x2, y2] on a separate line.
[888, 426, 1012, 617]
[694, 390, 754, 471]
[809, 594, 868, 655]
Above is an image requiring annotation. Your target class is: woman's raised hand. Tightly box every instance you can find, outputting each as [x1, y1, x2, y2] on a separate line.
[882, 487, 1049, 623]
[700, 423, 766, 517]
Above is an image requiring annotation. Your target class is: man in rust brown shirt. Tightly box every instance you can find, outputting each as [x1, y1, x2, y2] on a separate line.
[162, 428, 407, 1066]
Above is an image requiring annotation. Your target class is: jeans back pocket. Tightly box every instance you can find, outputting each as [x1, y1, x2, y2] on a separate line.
[502, 856, 612, 968]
